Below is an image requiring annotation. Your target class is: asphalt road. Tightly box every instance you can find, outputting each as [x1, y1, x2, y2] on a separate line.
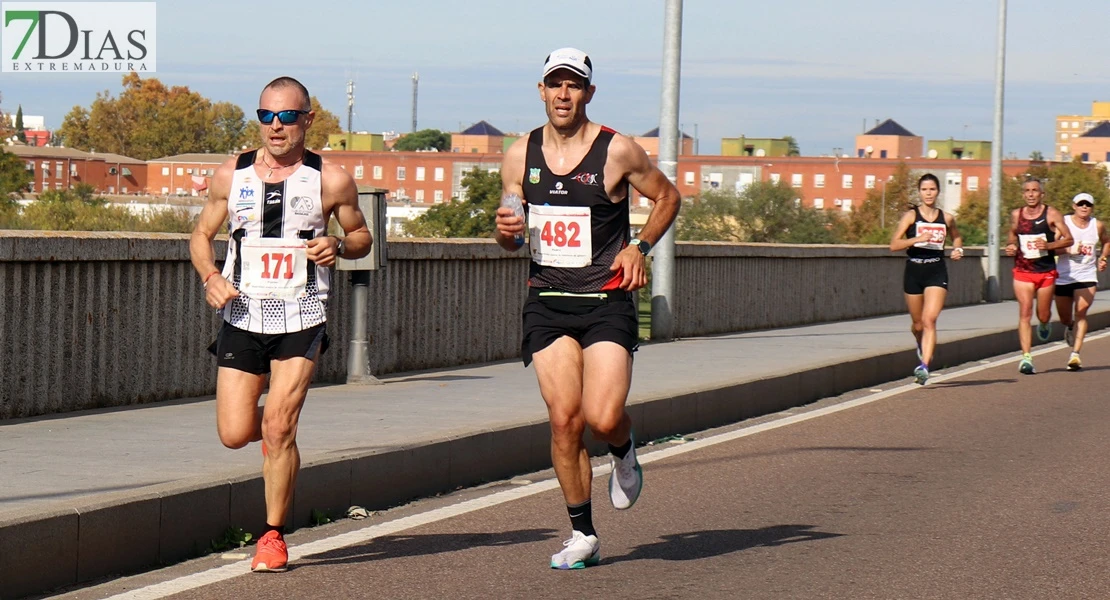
[55, 336, 1110, 600]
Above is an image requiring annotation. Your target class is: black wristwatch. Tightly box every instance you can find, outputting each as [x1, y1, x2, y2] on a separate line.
[630, 238, 651, 256]
[333, 236, 346, 258]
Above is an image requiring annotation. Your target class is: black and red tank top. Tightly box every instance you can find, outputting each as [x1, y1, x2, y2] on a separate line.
[1015, 205, 1056, 273]
[522, 126, 630, 292]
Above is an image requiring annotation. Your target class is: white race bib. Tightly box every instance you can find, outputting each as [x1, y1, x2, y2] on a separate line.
[528, 204, 593, 267]
[1018, 234, 1048, 259]
[1071, 241, 1097, 264]
[913, 223, 947, 250]
[239, 238, 308, 299]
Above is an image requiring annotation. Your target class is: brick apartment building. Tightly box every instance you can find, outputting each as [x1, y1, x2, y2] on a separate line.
[4, 145, 146, 194]
[145, 147, 1042, 214]
[676, 155, 1039, 213]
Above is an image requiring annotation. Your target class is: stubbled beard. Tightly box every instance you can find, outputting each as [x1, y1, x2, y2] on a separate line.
[267, 137, 299, 157]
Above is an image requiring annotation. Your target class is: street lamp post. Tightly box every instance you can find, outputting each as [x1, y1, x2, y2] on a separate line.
[987, 0, 1007, 302]
[651, 0, 683, 342]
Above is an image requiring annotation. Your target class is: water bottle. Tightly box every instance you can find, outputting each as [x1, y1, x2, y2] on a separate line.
[501, 193, 525, 247]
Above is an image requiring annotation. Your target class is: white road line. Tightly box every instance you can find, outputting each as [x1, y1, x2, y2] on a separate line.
[105, 334, 1104, 599]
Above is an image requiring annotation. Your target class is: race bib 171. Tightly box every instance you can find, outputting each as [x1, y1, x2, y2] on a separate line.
[239, 238, 308, 299]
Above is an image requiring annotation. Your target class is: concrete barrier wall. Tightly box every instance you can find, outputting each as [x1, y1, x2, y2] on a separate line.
[0, 233, 531, 419]
[672, 245, 999, 337]
[3, 232, 1105, 419]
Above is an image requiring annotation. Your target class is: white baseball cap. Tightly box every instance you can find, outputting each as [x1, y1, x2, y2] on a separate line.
[1073, 192, 1095, 205]
[542, 47, 593, 83]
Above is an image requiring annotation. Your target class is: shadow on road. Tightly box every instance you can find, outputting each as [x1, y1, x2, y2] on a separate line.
[651, 446, 930, 473]
[927, 378, 1014, 388]
[300, 528, 559, 566]
[606, 525, 843, 563]
[388, 375, 494, 383]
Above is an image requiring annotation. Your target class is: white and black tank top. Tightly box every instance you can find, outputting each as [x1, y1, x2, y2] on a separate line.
[219, 150, 329, 334]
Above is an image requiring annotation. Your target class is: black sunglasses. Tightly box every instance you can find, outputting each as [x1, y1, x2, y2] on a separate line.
[256, 109, 308, 125]
[1076, 201, 1094, 207]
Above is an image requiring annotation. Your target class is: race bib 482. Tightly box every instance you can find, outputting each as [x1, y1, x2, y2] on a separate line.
[528, 205, 593, 268]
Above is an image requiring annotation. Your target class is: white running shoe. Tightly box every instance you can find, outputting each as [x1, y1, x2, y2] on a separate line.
[609, 437, 643, 510]
[1065, 324, 1076, 348]
[1067, 352, 1082, 371]
[550, 531, 600, 570]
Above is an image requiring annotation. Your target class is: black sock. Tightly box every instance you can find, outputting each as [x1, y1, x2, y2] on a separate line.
[567, 500, 596, 537]
[609, 438, 632, 460]
[264, 524, 285, 536]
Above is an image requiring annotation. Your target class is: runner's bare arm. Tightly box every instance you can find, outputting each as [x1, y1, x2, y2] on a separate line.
[1099, 221, 1110, 271]
[495, 137, 528, 251]
[945, 212, 964, 259]
[888, 210, 927, 252]
[1005, 209, 1019, 255]
[1045, 207, 1073, 250]
[614, 134, 680, 245]
[189, 158, 239, 308]
[311, 161, 371, 268]
[603, 134, 681, 290]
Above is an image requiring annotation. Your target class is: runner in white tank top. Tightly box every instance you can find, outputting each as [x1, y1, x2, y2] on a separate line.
[190, 76, 372, 573]
[1053, 192, 1110, 370]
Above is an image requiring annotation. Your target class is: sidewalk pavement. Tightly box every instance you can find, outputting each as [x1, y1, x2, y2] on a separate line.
[3, 294, 1109, 599]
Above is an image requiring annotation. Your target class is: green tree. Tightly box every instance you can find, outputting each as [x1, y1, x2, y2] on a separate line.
[955, 176, 1023, 245]
[14, 104, 26, 143]
[393, 129, 451, 152]
[1029, 150, 1045, 161]
[206, 101, 249, 154]
[57, 105, 91, 149]
[0, 148, 33, 200]
[783, 135, 801, 156]
[1042, 158, 1110, 216]
[677, 181, 840, 244]
[403, 168, 500, 237]
[13, 187, 196, 232]
[0, 92, 12, 141]
[844, 162, 918, 243]
[57, 73, 249, 160]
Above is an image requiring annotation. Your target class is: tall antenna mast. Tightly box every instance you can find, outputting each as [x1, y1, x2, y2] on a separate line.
[346, 79, 354, 151]
[411, 72, 419, 133]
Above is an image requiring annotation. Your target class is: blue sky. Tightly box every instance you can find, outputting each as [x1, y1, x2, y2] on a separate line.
[2, 0, 1108, 157]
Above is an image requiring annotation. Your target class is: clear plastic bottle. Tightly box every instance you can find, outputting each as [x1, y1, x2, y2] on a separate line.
[500, 193, 525, 247]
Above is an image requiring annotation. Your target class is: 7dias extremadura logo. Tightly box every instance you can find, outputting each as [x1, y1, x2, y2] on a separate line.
[2, 2, 156, 73]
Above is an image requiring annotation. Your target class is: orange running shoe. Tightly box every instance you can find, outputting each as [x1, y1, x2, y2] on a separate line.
[251, 530, 288, 572]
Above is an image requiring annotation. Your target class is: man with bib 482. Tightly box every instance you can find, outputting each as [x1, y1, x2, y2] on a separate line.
[190, 76, 371, 573]
[1004, 178, 1072, 374]
[495, 48, 680, 570]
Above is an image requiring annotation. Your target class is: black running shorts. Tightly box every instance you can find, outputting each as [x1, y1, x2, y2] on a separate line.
[1054, 281, 1096, 297]
[208, 322, 329, 375]
[521, 289, 639, 367]
[903, 259, 948, 295]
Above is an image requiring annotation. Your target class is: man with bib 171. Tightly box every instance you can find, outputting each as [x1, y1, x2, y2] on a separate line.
[495, 47, 681, 570]
[190, 76, 371, 573]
